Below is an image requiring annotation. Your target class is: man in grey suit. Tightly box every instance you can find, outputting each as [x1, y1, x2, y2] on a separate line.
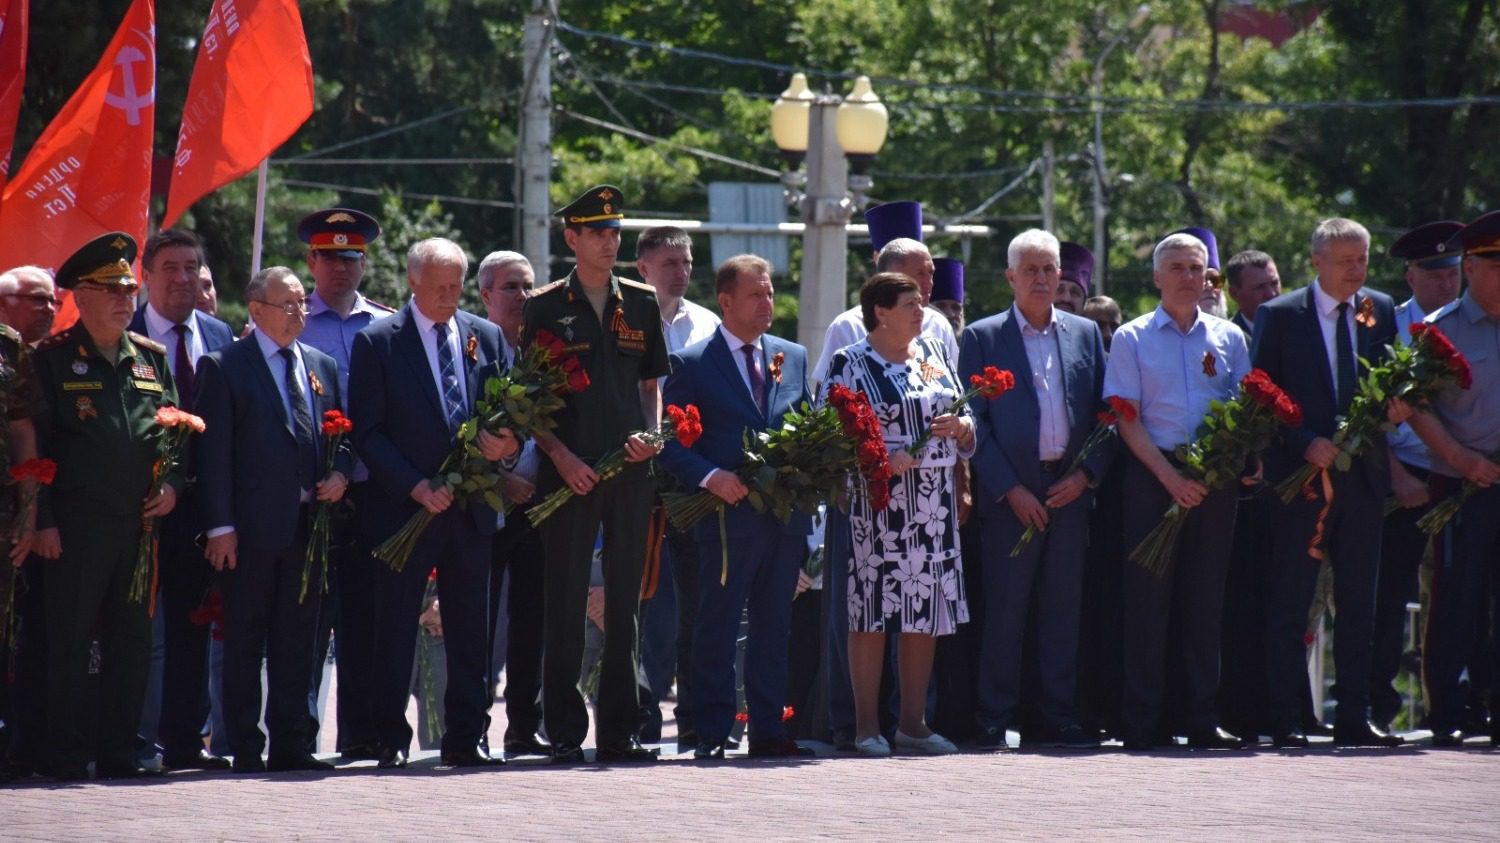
[962, 229, 1111, 751]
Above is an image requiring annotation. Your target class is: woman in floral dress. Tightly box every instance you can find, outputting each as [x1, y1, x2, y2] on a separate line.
[825, 272, 975, 756]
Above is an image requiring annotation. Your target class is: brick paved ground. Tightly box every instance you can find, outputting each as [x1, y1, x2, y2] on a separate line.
[4, 740, 1497, 841]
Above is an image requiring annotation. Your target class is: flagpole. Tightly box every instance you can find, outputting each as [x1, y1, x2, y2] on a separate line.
[250, 158, 269, 275]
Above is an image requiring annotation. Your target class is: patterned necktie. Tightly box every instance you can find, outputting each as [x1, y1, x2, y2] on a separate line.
[172, 323, 195, 410]
[742, 343, 765, 415]
[434, 322, 467, 432]
[1335, 301, 1356, 414]
[280, 348, 319, 491]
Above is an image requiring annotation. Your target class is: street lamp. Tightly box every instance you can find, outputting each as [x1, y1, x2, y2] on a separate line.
[1090, 3, 1151, 295]
[770, 73, 890, 363]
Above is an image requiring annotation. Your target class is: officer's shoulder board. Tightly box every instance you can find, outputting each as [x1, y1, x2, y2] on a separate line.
[1426, 299, 1462, 327]
[0, 324, 21, 346]
[365, 297, 396, 314]
[35, 331, 72, 353]
[618, 278, 656, 295]
[129, 331, 167, 355]
[532, 279, 568, 297]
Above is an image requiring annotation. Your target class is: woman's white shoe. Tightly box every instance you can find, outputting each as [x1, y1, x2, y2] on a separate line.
[894, 730, 959, 755]
[854, 735, 892, 757]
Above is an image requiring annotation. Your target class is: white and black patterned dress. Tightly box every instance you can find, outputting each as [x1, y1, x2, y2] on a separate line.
[826, 337, 974, 636]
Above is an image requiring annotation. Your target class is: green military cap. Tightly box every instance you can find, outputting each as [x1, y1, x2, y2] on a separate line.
[557, 185, 625, 229]
[55, 232, 139, 289]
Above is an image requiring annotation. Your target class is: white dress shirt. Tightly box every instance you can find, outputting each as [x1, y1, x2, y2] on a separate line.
[1014, 306, 1070, 461]
[1310, 279, 1360, 403]
[411, 306, 468, 410]
[142, 303, 207, 376]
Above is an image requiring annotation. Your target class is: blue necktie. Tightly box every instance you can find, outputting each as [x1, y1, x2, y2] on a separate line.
[1335, 301, 1356, 414]
[435, 322, 467, 432]
[279, 348, 318, 491]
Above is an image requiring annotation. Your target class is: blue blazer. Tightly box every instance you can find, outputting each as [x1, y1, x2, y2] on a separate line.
[1250, 284, 1397, 490]
[959, 308, 1111, 517]
[194, 336, 351, 553]
[658, 330, 813, 541]
[348, 304, 508, 536]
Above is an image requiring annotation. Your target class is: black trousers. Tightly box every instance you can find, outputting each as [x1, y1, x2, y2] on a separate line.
[538, 461, 652, 749]
[221, 515, 322, 759]
[156, 506, 214, 759]
[488, 511, 545, 740]
[1265, 468, 1383, 732]
[1120, 457, 1238, 736]
[664, 522, 701, 737]
[1424, 480, 1500, 731]
[373, 508, 493, 754]
[1218, 487, 1275, 737]
[2, 557, 46, 770]
[1369, 463, 1430, 728]
[311, 484, 379, 752]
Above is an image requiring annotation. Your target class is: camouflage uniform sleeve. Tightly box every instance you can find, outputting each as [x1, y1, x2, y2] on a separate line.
[7, 336, 36, 422]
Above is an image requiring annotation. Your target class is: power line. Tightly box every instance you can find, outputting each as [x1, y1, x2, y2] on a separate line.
[280, 179, 519, 209]
[288, 106, 476, 160]
[272, 157, 514, 166]
[557, 109, 781, 178]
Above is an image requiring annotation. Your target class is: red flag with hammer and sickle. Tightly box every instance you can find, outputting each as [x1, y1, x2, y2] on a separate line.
[162, 0, 313, 228]
[0, 0, 29, 199]
[0, 0, 155, 335]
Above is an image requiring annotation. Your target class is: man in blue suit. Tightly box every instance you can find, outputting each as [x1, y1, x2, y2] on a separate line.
[658, 254, 814, 759]
[131, 228, 236, 771]
[1250, 217, 1402, 748]
[963, 229, 1110, 751]
[196, 267, 351, 772]
[348, 238, 519, 768]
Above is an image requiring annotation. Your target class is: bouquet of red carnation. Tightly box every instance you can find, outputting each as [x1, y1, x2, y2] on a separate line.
[904, 366, 1015, 457]
[1010, 396, 1134, 557]
[663, 392, 888, 584]
[1133, 369, 1302, 576]
[376, 333, 587, 573]
[827, 384, 893, 511]
[527, 404, 704, 526]
[133, 407, 205, 610]
[4, 458, 55, 674]
[1277, 321, 1470, 506]
[301, 410, 353, 603]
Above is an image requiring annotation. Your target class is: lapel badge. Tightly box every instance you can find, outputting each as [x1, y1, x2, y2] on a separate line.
[559, 315, 577, 342]
[76, 396, 98, 421]
[919, 359, 942, 383]
[308, 370, 325, 397]
[1201, 351, 1218, 377]
[72, 360, 90, 375]
[465, 334, 479, 363]
[1355, 297, 1376, 328]
[769, 351, 785, 384]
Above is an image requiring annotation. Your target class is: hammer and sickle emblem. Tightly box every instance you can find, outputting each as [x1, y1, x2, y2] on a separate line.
[103, 32, 156, 127]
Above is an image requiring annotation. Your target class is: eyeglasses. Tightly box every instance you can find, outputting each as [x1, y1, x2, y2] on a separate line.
[251, 298, 310, 315]
[76, 283, 138, 298]
[5, 292, 58, 306]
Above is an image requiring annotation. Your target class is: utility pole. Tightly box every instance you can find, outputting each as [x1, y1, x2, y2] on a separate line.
[518, 1, 553, 280]
[1041, 139, 1056, 232]
[797, 98, 851, 367]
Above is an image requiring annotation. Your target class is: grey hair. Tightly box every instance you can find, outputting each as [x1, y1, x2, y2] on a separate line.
[1006, 229, 1061, 269]
[875, 238, 929, 272]
[476, 250, 532, 291]
[1310, 218, 1370, 255]
[1153, 233, 1208, 271]
[0, 265, 54, 295]
[406, 237, 469, 284]
[246, 266, 300, 302]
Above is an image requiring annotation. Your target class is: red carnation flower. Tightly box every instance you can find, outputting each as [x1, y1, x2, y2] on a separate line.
[1106, 395, 1138, 423]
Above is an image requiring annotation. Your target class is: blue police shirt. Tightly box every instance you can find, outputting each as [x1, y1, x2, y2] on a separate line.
[1424, 293, 1500, 479]
[299, 290, 393, 404]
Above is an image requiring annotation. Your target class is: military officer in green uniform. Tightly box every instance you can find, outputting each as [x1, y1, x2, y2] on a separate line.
[32, 233, 183, 779]
[523, 185, 671, 763]
[0, 319, 40, 779]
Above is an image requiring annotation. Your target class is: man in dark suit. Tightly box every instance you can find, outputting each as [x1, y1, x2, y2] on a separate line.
[1225, 250, 1282, 338]
[1250, 217, 1403, 748]
[349, 238, 519, 768]
[131, 228, 236, 771]
[963, 229, 1111, 751]
[658, 254, 813, 759]
[196, 266, 351, 772]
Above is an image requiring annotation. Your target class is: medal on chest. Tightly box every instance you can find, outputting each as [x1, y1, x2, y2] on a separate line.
[131, 362, 156, 381]
[558, 315, 577, 342]
[76, 396, 98, 421]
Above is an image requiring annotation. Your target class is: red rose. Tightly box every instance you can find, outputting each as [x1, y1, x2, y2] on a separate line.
[1106, 395, 1138, 423]
[567, 369, 591, 393]
[1273, 394, 1303, 426]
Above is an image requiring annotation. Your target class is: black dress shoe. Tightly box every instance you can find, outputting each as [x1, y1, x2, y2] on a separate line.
[1118, 731, 1155, 751]
[266, 751, 334, 772]
[1034, 724, 1100, 750]
[831, 728, 857, 752]
[338, 742, 382, 761]
[748, 738, 814, 758]
[502, 733, 551, 756]
[231, 755, 266, 774]
[95, 764, 165, 779]
[439, 746, 505, 767]
[974, 726, 1009, 751]
[675, 729, 700, 751]
[1187, 727, 1248, 750]
[594, 739, 659, 763]
[693, 742, 727, 760]
[1334, 721, 1404, 747]
[550, 743, 585, 764]
[162, 748, 231, 771]
[376, 748, 408, 769]
[1272, 730, 1310, 749]
[1430, 728, 1468, 748]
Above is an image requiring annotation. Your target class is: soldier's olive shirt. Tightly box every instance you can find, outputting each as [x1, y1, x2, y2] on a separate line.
[522, 271, 671, 463]
[33, 325, 183, 527]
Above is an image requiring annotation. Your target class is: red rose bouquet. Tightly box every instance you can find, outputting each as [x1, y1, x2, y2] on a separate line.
[1133, 369, 1302, 576]
[1010, 396, 1134, 557]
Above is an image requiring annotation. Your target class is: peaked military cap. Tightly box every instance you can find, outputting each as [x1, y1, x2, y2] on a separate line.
[55, 232, 139, 290]
[1444, 211, 1500, 259]
[557, 185, 625, 229]
[297, 207, 382, 257]
[1390, 220, 1464, 269]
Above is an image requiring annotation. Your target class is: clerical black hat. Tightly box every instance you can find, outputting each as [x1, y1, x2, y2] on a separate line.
[865, 201, 923, 252]
[1171, 226, 1220, 271]
[1390, 220, 1463, 268]
[297, 207, 382, 258]
[55, 232, 138, 290]
[557, 185, 625, 229]
[1059, 241, 1094, 295]
[932, 258, 964, 303]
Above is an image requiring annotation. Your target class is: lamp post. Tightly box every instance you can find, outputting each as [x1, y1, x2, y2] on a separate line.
[1090, 4, 1151, 296]
[771, 74, 889, 364]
